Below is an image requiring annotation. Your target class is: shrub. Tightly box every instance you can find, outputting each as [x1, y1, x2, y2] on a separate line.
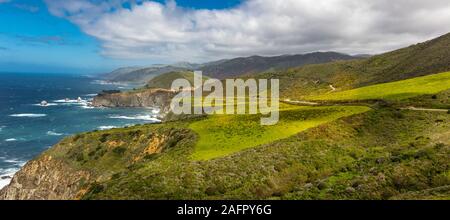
[112, 147, 126, 155]
[75, 152, 84, 162]
[99, 133, 110, 143]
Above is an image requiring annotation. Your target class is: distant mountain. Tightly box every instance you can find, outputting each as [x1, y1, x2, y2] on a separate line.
[199, 52, 356, 79]
[359, 32, 450, 84]
[146, 71, 209, 89]
[102, 52, 356, 83]
[103, 65, 190, 83]
[353, 54, 373, 58]
[257, 32, 450, 99]
[101, 67, 144, 80]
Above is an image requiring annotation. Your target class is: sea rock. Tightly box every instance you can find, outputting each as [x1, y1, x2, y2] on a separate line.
[92, 88, 176, 116]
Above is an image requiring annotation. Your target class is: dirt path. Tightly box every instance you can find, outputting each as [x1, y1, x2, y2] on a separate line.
[401, 107, 449, 112]
[282, 99, 319, 106]
[282, 99, 449, 114]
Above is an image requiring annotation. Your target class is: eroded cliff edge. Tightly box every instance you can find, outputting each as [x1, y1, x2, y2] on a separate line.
[92, 89, 176, 116]
[0, 125, 194, 200]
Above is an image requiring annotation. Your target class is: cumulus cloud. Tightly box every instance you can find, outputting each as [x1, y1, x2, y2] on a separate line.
[44, 0, 450, 62]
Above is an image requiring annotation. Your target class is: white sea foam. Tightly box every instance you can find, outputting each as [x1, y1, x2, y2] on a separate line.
[54, 99, 86, 104]
[3, 159, 25, 165]
[53, 98, 94, 109]
[80, 105, 95, 109]
[47, 131, 63, 136]
[91, 80, 127, 86]
[32, 103, 58, 107]
[4, 138, 17, 142]
[0, 159, 27, 189]
[84, 94, 98, 97]
[9, 113, 47, 118]
[109, 115, 160, 122]
[151, 108, 160, 114]
[98, 126, 117, 130]
[0, 168, 17, 189]
[0, 126, 5, 132]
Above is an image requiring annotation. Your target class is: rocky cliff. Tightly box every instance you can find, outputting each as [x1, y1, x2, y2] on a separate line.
[0, 155, 92, 200]
[0, 125, 194, 200]
[92, 89, 176, 116]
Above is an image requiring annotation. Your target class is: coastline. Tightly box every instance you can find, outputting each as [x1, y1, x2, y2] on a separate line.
[0, 75, 165, 192]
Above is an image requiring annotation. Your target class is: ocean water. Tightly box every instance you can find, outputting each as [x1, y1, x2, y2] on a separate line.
[0, 73, 160, 189]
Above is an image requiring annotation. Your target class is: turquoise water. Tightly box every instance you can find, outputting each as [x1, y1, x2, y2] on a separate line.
[0, 73, 159, 188]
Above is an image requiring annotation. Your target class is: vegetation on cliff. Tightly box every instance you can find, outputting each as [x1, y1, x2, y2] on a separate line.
[190, 105, 370, 160]
[146, 71, 209, 89]
[2, 33, 450, 200]
[308, 71, 450, 101]
[255, 33, 450, 99]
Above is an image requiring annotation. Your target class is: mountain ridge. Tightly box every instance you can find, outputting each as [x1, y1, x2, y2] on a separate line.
[258, 32, 450, 99]
[102, 52, 357, 83]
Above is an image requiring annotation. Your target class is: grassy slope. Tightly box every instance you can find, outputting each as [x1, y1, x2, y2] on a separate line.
[78, 106, 449, 200]
[33, 84, 449, 200]
[25, 34, 450, 200]
[254, 33, 450, 99]
[146, 71, 209, 89]
[190, 105, 370, 160]
[308, 71, 450, 101]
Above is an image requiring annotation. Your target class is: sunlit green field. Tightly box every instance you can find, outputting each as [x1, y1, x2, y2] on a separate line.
[189, 105, 371, 160]
[308, 71, 450, 101]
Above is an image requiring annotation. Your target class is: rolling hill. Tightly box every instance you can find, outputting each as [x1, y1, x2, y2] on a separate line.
[308, 71, 450, 101]
[101, 52, 357, 83]
[102, 65, 191, 83]
[145, 71, 209, 89]
[257, 33, 450, 99]
[200, 52, 356, 79]
[2, 33, 450, 201]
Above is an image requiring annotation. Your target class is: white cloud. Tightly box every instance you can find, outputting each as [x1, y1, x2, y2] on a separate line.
[44, 0, 450, 62]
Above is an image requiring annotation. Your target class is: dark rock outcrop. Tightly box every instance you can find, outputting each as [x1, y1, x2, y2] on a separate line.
[92, 89, 177, 116]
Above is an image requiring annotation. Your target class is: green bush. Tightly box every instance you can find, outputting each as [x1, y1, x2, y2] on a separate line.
[112, 147, 126, 155]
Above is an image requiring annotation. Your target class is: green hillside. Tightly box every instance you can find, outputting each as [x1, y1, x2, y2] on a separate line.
[256, 33, 450, 99]
[42, 99, 447, 200]
[17, 89, 446, 200]
[146, 71, 209, 89]
[2, 33, 450, 201]
[309, 71, 450, 101]
[190, 105, 370, 160]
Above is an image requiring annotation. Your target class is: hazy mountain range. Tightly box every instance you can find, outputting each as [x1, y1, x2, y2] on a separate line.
[102, 52, 357, 83]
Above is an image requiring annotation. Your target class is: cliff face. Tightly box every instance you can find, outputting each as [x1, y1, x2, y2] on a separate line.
[0, 155, 92, 200]
[0, 125, 194, 200]
[92, 89, 176, 115]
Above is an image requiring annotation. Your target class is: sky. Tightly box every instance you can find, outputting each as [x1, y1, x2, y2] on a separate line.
[0, 0, 449, 74]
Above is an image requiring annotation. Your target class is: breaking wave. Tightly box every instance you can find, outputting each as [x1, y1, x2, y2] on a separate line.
[98, 126, 117, 130]
[0, 158, 27, 189]
[9, 113, 47, 118]
[46, 131, 64, 136]
[109, 115, 160, 122]
[4, 138, 17, 142]
[32, 103, 58, 107]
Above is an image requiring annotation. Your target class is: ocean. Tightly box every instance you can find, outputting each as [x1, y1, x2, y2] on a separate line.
[0, 73, 160, 189]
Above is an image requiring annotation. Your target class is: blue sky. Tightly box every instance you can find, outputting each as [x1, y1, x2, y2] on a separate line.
[0, 0, 242, 74]
[0, 0, 448, 74]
